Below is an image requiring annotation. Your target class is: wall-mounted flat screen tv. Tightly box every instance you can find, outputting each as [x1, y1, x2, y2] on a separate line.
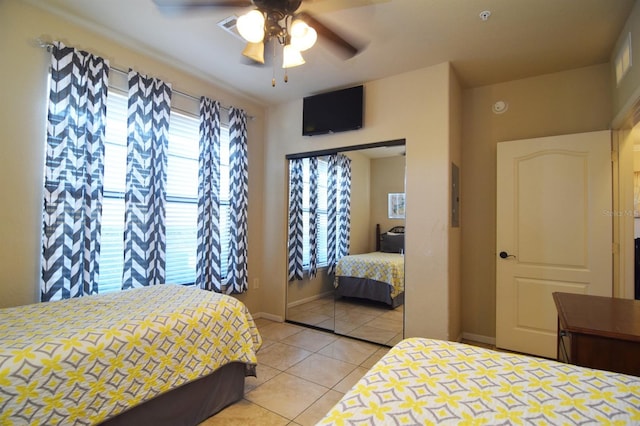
[302, 85, 363, 136]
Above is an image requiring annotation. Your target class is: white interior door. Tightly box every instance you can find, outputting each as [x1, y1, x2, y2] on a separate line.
[496, 131, 612, 358]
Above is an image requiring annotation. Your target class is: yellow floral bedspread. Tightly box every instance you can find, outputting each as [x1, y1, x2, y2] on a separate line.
[318, 337, 640, 425]
[0, 285, 262, 425]
[335, 252, 404, 298]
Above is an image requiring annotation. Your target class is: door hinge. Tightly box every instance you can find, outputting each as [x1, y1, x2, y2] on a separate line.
[612, 242, 620, 254]
[611, 150, 618, 163]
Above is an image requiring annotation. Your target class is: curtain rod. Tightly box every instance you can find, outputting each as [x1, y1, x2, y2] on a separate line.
[36, 39, 255, 120]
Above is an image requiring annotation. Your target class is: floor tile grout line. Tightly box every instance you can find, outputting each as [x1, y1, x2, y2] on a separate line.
[207, 319, 389, 425]
[237, 396, 293, 423]
[250, 369, 343, 424]
[283, 355, 360, 390]
[245, 370, 333, 422]
[291, 385, 341, 425]
[210, 319, 491, 425]
[257, 341, 368, 377]
[260, 335, 381, 367]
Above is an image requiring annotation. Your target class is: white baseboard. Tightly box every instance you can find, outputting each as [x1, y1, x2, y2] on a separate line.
[251, 312, 284, 322]
[461, 332, 496, 346]
[250, 312, 497, 347]
[286, 291, 334, 308]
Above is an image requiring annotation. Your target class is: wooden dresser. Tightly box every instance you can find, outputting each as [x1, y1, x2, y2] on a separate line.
[552, 292, 640, 376]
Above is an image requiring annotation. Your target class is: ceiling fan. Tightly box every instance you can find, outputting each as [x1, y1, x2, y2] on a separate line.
[153, 0, 363, 85]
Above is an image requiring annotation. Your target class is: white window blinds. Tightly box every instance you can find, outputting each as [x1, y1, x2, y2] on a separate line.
[99, 90, 231, 292]
[301, 157, 329, 267]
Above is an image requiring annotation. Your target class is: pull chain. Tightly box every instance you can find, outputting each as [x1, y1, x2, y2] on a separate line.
[272, 40, 277, 87]
[270, 40, 292, 86]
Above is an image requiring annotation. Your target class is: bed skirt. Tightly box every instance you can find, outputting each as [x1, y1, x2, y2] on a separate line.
[100, 362, 247, 426]
[335, 276, 404, 308]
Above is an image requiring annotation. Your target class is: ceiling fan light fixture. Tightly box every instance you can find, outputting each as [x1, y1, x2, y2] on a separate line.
[282, 44, 305, 68]
[290, 19, 317, 51]
[237, 9, 265, 43]
[242, 41, 265, 64]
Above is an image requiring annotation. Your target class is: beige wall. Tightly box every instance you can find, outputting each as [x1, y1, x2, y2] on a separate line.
[346, 151, 372, 254]
[370, 155, 406, 249]
[461, 63, 613, 339]
[448, 66, 463, 341]
[0, 1, 266, 310]
[286, 270, 334, 307]
[264, 63, 460, 340]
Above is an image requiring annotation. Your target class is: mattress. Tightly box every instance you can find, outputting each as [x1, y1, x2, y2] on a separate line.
[318, 337, 640, 425]
[335, 252, 404, 299]
[0, 285, 262, 425]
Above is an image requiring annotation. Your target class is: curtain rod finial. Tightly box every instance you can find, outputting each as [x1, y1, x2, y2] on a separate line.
[31, 38, 54, 51]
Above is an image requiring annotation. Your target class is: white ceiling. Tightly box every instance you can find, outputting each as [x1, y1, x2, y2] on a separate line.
[31, 0, 636, 107]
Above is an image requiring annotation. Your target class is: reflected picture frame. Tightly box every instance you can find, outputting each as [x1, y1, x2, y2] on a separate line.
[388, 193, 405, 219]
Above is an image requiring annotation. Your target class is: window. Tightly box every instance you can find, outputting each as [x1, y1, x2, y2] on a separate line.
[100, 91, 231, 292]
[100, 91, 127, 293]
[165, 109, 199, 285]
[301, 157, 329, 268]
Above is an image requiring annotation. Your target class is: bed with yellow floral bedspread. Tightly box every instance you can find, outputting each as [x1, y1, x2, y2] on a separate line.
[317, 337, 640, 425]
[335, 252, 404, 307]
[0, 285, 262, 425]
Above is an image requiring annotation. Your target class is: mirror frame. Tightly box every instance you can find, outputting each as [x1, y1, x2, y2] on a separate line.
[285, 138, 406, 345]
[285, 139, 406, 161]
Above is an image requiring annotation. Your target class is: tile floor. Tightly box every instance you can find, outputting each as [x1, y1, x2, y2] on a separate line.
[286, 294, 404, 346]
[200, 318, 390, 426]
[334, 298, 403, 346]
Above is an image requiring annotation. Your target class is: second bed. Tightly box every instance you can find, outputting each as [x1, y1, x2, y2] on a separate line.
[334, 225, 405, 308]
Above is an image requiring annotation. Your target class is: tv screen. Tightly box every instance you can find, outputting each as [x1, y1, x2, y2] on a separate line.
[302, 85, 363, 136]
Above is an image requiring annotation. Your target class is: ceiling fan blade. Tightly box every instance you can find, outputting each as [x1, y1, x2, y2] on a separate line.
[301, 0, 389, 14]
[297, 11, 360, 59]
[153, 0, 253, 12]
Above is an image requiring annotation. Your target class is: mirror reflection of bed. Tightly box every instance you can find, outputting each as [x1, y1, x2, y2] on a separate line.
[285, 141, 406, 346]
[334, 225, 404, 345]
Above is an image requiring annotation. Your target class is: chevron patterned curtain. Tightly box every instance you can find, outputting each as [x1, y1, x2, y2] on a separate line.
[337, 154, 352, 259]
[122, 70, 172, 289]
[288, 158, 304, 281]
[41, 42, 110, 302]
[196, 97, 222, 291]
[326, 155, 338, 275]
[224, 108, 249, 294]
[326, 154, 351, 273]
[308, 157, 319, 278]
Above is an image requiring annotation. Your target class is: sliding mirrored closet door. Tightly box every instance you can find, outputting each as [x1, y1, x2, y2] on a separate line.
[285, 140, 406, 346]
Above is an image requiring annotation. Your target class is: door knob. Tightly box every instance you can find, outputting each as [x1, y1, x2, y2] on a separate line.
[499, 251, 515, 259]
